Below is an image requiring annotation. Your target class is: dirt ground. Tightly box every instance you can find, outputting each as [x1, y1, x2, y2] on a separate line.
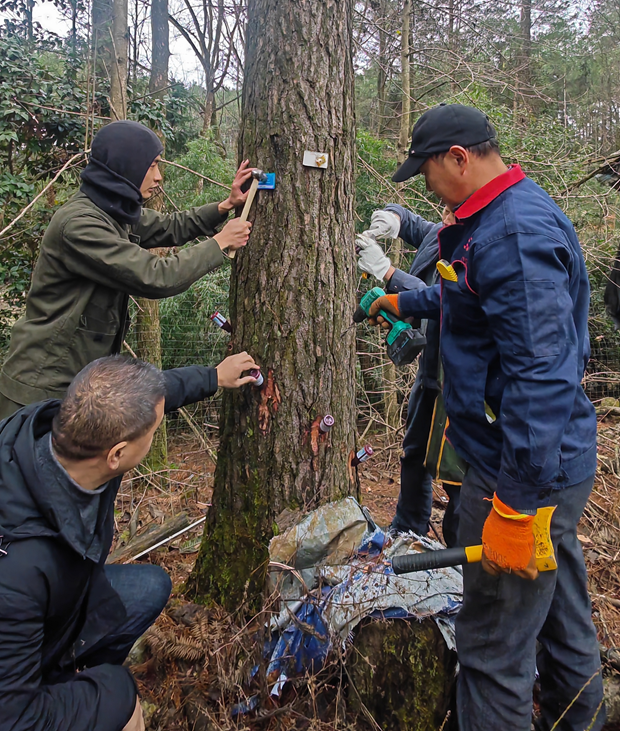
[114, 415, 620, 730]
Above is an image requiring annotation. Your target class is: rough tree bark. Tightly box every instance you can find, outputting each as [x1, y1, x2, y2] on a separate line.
[349, 618, 457, 731]
[187, 0, 358, 612]
[135, 0, 170, 471]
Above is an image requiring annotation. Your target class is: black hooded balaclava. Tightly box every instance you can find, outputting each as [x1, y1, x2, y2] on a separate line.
[80, 120, 164, 226]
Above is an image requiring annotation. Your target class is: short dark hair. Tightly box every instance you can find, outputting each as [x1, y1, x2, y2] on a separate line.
[52, 355, 166, 461]
[431, 137, 500, 163]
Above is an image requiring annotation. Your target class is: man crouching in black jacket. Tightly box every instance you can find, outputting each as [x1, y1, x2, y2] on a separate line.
[0, 351, 259, 731]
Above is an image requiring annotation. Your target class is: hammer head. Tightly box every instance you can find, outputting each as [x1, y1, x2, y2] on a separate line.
[251, 169, 268, 182]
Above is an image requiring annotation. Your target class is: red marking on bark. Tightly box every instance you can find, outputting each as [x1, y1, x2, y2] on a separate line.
[310, 416, 322, 455]
[258, 370, 281, 433]
[310, 415, 332, 455]
[348, 449, 356, 483]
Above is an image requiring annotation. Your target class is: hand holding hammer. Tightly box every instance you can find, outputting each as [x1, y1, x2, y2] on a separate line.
[226, 168, 267, 259]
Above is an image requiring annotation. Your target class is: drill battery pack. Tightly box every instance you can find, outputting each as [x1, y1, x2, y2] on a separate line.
[355, 287, 426, 367]
[386, 324, 426, 366]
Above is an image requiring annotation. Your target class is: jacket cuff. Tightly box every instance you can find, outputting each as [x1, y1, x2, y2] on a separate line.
[397, 284, 440, 319]
[163, 366, 219, 413]
[199, 202, 229, 231]
[387, 268, 424, 294]
[495, 473, 549, 513]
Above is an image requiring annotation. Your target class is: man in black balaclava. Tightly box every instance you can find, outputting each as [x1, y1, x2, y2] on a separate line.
[0, 120, 254, 419]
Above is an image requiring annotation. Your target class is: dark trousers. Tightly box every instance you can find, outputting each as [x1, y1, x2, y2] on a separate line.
[456, 469, 605, 731]
[77, 564, 171, 667]
[391, 374, 460, 547]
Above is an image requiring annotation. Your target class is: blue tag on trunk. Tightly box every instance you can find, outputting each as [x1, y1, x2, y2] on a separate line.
[257, 172, 276, 190]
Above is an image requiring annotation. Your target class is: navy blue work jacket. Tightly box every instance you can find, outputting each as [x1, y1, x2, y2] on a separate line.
[398, 165, 597, 510]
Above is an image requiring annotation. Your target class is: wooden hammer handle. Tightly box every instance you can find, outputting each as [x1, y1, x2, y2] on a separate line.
[227, 176, 260, 259]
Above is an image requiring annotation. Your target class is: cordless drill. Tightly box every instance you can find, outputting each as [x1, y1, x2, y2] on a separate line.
[354, 287, 426, 367]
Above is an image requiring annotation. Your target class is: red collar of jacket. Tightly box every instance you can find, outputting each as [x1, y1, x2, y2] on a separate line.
[454, 164, 526, 220]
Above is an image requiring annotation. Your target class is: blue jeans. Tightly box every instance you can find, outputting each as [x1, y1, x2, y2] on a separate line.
[391, 375, 460, 547]
[76, 564, 171, 667]
[456, 469, 605, 731]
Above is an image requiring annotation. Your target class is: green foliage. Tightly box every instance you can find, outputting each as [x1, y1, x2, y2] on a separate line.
[164, 133, 236, 207]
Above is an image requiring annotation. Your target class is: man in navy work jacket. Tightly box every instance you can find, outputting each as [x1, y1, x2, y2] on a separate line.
[0, 351, 259, 731]
[356, 206, 460, 546]
[368, 104, 604, 731]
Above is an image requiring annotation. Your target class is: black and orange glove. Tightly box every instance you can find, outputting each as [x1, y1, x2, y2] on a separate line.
[368, 294, 400, 328]
[481, 494, 536, 576]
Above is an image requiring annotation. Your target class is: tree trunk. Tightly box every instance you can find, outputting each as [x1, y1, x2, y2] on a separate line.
[397, 0, 411, 163]
[202, 89, 215, 135]
[187, 0, 358, 613]
[109, 0, 128, 120]
[514, 0, 531, 123]
[92, 0, 113, 86]
[25, 0, 34, 42]
[376, 0, 388, 136]
[135, 295, 168, 469]
[386, 1, 410, 431]
[134, 0, 171, 472]
[149, 0, 170, 99]
[349, 617, 457, 731]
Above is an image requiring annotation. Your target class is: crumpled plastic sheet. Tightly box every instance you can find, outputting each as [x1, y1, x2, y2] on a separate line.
[263, 497, 463, 698]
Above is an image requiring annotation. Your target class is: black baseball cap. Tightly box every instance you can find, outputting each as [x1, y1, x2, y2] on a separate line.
[392, 104, 497, 182]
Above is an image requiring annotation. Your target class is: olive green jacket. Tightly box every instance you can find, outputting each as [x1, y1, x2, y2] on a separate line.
[0, 192, 227, 406]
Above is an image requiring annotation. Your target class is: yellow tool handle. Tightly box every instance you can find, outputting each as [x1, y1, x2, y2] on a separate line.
[391, 506, 557, 575]
[227, 176, 259, 260]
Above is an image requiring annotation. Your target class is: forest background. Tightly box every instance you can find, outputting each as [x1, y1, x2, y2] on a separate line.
[1, 0, 620, 403]
[2, 0, 620, 728]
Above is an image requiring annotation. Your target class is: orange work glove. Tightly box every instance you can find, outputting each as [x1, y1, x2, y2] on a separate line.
[368, 294, 400, 327]
[481, 494, 535, 573]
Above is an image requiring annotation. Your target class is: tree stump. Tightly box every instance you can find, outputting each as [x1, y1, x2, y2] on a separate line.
[348, 617, 457, 731]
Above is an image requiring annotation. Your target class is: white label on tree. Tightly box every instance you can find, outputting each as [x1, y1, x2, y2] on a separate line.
[303, 151, 329, 169]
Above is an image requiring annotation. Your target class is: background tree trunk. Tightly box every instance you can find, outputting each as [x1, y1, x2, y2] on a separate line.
[134, 0, 170, 471]
[514, 0, 532, 123]
[92, 0, 113, 86]
[109, 0, 128, 120]
[149, 0, 170, 99]
[376, 0, 388, 136]
[135, 296, 168, 469]
[383, 0, 411, 432]
[397, 0, 411, 163]
[187, 0, 358, 613]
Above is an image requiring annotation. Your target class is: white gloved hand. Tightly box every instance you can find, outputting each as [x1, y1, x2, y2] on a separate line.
[356, 232, 391, 280]
[367, 209, 401, 239]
